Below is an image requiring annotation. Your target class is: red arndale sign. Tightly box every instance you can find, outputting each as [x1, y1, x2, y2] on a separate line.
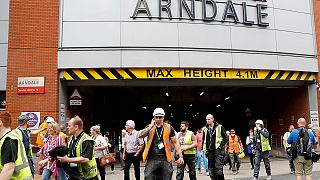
[17, 77, 45, 94]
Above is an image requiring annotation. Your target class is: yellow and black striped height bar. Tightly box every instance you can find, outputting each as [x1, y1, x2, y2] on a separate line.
[62, 68, 316, 81]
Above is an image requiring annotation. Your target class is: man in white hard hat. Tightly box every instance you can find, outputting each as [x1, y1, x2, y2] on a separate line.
[138, 108, 183, 180]
[252, 119, 272, 180]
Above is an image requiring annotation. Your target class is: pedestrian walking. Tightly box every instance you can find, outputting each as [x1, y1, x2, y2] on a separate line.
[202, 114, 228, 180]
[107, 135, 116, 174]
[288, 118, 316, 180]
[57, 115, 99, 180]
[252, 119, 272, 180]
[176, 121, 197, 180]
[282, 125, 295, 174]
[0, 112, 33, 179]
[196, 128, 208, 175]
[123, 120, 144, 180]
[226, 129, 243, 175]
[39, 122, 67, 180]
[15, 114, 47, 177]
[119, 129, 126, 170]
[246, 129, 255, 170]
[90, 125, 108, 180]
[138, 107, 184, 180]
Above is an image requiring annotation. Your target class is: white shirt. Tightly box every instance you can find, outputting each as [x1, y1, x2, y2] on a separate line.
[282, 131, 291, 148]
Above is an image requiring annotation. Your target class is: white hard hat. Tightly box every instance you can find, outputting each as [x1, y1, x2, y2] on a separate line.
[45, 116, 55, 123]
[255, 119, 264, 125]
[153, 108, 165, 116]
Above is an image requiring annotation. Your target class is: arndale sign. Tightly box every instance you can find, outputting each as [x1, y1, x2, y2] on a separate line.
[132, 0, 269, 27]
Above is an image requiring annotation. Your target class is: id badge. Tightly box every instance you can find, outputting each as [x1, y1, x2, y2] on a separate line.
[157, 142, 164, 149]
[70, 163, 77, 167]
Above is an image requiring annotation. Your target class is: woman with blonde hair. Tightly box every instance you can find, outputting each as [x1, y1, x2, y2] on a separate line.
[39, 122, 67, 180]
[90, 125, 108, 180]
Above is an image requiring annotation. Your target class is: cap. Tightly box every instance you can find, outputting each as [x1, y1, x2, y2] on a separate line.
[255, 119, 264, 125]
[153, 108, 165, 117]
[126, 120, 135, 129]
[45, 116, 55, 123]
[18, 115, 31, 125]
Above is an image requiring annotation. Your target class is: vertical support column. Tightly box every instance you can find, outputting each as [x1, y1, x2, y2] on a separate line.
[59, 72, 67, 129]
[308, 83, 319, 129]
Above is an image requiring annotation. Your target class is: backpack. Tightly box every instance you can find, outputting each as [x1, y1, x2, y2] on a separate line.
[292, 128, 310, 159]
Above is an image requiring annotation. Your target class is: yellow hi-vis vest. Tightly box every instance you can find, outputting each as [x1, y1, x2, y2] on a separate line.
[176, 130, 196, 154]
[68, 133, 98, 179]
[0, 131, 33, 180]
[202, 125, 223, 151]
[254, 128, 271, 152]
[14, 127, 33, 158]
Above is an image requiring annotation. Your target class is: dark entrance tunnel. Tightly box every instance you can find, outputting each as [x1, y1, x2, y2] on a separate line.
[66, 86, 306, 142]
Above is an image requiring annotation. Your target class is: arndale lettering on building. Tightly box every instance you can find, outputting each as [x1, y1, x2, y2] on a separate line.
[132, 0, 269, 26]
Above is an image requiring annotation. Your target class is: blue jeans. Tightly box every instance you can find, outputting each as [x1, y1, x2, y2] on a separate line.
[41, 168, 67, 180]
[196, 150, 208, 172]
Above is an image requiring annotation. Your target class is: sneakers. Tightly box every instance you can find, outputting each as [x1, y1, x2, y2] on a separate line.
[232, 171, 237, 175]
[266, 175, 272, 180]
[111, 170, 115, 174]
[252, 177, 258, 180]
[290, 171, 295, 174]
[206, 172, 209, 176]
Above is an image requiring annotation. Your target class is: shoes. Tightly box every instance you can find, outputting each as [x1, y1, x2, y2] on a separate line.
[111, 171, 115, 174]
[232, 171, 237, 175]
[206, 172, 209, 176]
[198, 170, 202, 174]
[252, 177, 258, 180]
[290, 171, 295, 174]
[251, 167, 254, 170]
[266, 175, 272, 180]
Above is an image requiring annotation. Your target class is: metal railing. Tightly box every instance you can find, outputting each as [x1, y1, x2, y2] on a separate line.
[270, 134, 283, 148]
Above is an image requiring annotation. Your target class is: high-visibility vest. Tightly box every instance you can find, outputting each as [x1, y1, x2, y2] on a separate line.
[176, 130, 196, 154]
[254, 128, 271, 152]
[202, 124, 223, 151]
[14, 127, 33, 158]
[228, 135, 242, 154]
[142, 123, 172, 162]
[0, 131, 33, 180]
[68, 133, 98, 179]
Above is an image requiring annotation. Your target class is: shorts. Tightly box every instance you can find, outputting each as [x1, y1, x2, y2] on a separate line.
[294, 156, 313, 176]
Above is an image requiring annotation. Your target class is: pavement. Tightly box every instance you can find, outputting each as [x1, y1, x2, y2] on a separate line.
[34, 156, 320, 180]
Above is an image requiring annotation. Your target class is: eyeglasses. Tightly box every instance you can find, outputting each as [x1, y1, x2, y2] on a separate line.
[154, 116, 164, 119]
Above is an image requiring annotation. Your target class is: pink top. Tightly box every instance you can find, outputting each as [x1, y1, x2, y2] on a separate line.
[41, 134, 65, 173]
[196, 133, 203, 150]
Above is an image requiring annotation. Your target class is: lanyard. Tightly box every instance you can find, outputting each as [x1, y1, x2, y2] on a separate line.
[70, 131, 84, 157]
[18, 127, 30, 143]
[156, 126, 164, 140]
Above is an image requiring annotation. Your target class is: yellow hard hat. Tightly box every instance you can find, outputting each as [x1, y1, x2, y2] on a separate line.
[238, 152, 245, 159]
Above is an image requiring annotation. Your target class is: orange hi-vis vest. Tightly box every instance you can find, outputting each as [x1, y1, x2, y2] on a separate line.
[142, 123, 172, 162]
[228, 135, 242, 154]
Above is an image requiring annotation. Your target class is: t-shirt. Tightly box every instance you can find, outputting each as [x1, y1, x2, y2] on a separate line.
[63, 132, 96, 179]
[196, 133, 203, 150]
[178, 131, 196, 153]
[148, 126, 175, 160]
[1, 137, 18, 165]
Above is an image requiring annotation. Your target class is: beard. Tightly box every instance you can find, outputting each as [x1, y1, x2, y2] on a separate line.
[180, 129, 186, 132]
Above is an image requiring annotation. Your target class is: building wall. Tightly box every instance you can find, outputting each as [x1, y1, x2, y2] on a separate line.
[0, 0, 9, 91]
[6, 0, 59, 132]
[314, 0, 320, 116]
[59, 0, 317, 72]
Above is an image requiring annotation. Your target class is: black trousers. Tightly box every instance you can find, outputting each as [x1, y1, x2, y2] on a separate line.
[176, 154, 196, 180]
[124, 153, 140, 180]
[207, 149, 225, 180]
[96, 158, 105, 180]
[249, 153, 255, 169]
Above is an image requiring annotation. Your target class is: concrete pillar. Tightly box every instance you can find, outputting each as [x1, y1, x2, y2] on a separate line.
[59, 72, 67, 129]
[308, 83, 319, 129]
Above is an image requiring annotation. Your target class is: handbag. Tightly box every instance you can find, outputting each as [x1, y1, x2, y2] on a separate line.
[99, 147, 116, 168]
